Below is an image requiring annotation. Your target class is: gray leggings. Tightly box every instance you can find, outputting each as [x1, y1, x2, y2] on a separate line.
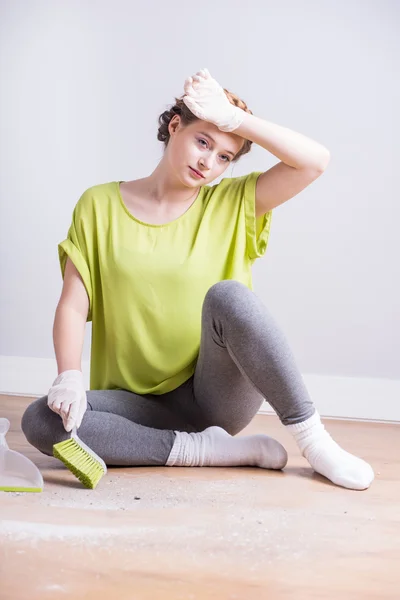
[21, 280, 315, 466]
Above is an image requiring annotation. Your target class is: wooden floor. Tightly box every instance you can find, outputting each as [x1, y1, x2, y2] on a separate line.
[1, 394, 399, 600]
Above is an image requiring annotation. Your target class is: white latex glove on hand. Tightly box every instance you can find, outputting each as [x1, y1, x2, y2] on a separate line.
[182, 68, 245, 133]
[47, 370, 87, 432]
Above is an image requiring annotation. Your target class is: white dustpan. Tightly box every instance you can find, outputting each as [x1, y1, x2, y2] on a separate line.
[0, 417, 43, 492]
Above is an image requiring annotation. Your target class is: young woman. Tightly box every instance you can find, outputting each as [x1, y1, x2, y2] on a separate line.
[22, 68, 374, 490]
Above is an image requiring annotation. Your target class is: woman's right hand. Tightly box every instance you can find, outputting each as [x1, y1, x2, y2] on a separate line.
[47, 370, 87, 432]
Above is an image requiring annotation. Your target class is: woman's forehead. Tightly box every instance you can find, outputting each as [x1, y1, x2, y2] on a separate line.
[191, 123, 242, 154]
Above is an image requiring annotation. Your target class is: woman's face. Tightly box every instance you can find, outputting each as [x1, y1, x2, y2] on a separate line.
[166, 115, 244, 187]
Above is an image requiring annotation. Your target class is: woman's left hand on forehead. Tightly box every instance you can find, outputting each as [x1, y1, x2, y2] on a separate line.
[182, 68, 244, 133]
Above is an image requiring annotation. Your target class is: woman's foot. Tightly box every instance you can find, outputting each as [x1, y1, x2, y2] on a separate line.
[166, 425, 288, 470]
[286, 411, 374, 490]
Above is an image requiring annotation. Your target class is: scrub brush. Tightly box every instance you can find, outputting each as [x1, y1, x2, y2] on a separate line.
[53, 426, 107, 489]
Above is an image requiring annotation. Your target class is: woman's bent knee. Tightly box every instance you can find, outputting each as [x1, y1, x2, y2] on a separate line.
[21, 396, 68, 456]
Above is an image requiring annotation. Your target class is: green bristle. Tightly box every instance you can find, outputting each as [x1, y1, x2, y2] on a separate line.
[53, 437, 106, 489]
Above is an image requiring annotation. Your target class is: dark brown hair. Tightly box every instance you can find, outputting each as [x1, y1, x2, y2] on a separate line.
[157, 88, 253, 162]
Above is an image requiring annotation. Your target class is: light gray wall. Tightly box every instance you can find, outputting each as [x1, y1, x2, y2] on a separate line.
[1, 0, 399, 379]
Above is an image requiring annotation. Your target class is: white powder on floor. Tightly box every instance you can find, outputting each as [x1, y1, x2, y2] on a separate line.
[0, 519, 153, 544]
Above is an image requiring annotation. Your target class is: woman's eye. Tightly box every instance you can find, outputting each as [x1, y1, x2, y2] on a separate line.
[197, 139, 229, 162]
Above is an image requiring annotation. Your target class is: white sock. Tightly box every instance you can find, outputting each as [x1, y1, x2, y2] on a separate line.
[165, 426, 288, 470]
[286, 411, 374, 490]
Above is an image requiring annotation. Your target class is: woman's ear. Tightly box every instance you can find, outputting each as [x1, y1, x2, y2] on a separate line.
[168, 114, 181, 137]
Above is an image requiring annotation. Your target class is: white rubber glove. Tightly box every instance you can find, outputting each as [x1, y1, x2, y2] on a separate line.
[182, 68, 245, 133]
[47, 370, 87, 432]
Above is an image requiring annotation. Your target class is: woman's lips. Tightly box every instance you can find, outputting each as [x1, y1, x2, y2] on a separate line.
[189, 166, 205, 178]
